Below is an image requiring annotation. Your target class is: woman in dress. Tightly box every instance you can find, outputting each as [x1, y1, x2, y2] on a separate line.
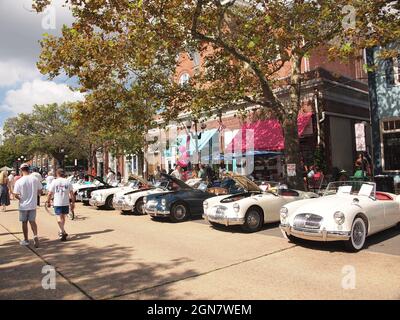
[0, 170, 11, 212]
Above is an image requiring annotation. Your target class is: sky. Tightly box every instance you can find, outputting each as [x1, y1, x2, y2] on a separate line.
[0, 0, 84, 137]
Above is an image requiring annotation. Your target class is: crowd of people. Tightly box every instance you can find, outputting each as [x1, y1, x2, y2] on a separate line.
[149, 163, 222, 185]
[0, 164, 75, 247]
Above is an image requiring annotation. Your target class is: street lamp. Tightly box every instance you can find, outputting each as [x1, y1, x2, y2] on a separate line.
[182, 119, 206, 166]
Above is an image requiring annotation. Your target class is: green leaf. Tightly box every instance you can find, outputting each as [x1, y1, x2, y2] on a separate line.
[247, 41, 256, 49]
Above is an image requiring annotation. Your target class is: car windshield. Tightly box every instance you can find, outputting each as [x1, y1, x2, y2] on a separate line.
[220, 178, 246, 193]
[323, 181, 376, 198]
[153, 180, 169, 189]
[125, 180, 138, 188]
[93, 179, 102, 186]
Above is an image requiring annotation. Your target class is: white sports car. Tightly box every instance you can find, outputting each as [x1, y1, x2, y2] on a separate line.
[89, 175, 149, 209]
[280, 181, 400, 251]
[203, 177, 318, 232]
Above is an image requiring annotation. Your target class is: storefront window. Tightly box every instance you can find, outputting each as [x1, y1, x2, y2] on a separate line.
[385, 55, 400, 86]
[382, 118, 400, 171]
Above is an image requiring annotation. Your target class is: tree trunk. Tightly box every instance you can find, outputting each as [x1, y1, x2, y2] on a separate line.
[137, 151, 145, 178]
[283, 53, 305, 190]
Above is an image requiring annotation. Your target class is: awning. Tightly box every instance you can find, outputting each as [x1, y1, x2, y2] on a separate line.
[225, 112, 313, 153]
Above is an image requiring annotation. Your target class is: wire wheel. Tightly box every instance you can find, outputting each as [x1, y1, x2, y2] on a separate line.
[345, 217, 367, 252]
[242, 208, 263, 233]
[135, 199, 145, 215]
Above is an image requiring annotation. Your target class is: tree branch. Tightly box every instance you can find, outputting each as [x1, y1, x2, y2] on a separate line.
[191, 0, 283, 112]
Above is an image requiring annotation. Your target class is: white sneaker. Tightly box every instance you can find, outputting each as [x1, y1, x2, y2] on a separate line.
[20, 240, 29, 246]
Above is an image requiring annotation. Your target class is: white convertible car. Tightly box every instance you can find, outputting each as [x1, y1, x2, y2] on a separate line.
[113, 178, 203, 215]
[203, 177, 318, 232]
[89, 176, 148, 209]
[280, 181, 400, 251]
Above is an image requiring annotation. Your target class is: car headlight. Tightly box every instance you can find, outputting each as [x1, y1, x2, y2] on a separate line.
[143, 197, 147, 204]
[333, 211, 345, 225]
[203, 201, 208, 209]
[280, 207, 288, 219]
[233, 203, 240, 213]
[161, 198, 166, 206]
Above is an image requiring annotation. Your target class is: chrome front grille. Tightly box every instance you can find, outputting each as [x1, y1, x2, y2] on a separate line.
[145, 201, 157, 212]
[293, 214, 323, 230]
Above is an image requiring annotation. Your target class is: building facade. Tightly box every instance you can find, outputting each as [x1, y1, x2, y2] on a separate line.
[144, 47, 371, 181]
[367, 46, 400, 191]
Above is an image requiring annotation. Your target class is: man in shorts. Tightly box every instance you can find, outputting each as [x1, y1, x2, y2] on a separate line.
[13, 164, 42, 247]
[46, 168, 75, 241]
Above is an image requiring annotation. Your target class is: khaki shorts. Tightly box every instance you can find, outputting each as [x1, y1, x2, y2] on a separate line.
[19, 210, 37, 222]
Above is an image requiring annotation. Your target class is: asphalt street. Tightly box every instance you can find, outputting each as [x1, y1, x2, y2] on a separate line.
[1, 198, 399, 300]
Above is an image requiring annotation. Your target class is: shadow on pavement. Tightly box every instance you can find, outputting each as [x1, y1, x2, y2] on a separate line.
[0, 227, 199, 300]
[205, 221, 281, 234]
[39, 229, 114, 244]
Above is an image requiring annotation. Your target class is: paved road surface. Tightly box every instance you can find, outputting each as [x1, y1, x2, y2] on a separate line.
[1, 199, 399, 300]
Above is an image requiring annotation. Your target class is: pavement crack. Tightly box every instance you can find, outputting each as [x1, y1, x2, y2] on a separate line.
[105, 244, 297, 300]
[0, 223, 94, 300]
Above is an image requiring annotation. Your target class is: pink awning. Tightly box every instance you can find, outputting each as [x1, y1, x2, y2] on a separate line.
[225, 112, 313, 153]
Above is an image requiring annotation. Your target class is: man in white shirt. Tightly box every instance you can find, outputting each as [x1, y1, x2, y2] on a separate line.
[46, 168, 75, 241]
[171, 165, 182, 180]
[13, 164, 43, 247]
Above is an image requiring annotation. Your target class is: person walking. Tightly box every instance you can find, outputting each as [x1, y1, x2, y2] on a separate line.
[0, 170, 11, 212]
[31, 168, 43, 206]
[45, 171, 55, 192]
[8, 170, 15, 200]
[46, 168, 75, 242]
[13, 164, 42, 247]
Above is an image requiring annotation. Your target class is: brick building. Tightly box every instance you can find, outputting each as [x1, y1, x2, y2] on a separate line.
[144, 47, 370, 181]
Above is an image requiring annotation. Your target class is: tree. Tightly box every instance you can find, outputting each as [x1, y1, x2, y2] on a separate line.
[0, 139, 31, 168]
[33, 0, 399, 189]
[2, 103, 92, 169]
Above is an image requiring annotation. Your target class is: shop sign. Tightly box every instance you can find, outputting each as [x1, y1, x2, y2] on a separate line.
[287, 163, 296, 177]
[355, 123, 366, 152]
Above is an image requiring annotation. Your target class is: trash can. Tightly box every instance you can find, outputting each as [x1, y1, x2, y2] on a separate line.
[374, 175, 395, 193]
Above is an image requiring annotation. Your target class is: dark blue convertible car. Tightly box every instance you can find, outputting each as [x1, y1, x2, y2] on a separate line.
[143, 173, 245, 222]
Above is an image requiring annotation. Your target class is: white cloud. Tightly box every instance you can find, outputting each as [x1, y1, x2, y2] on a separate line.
[0, 60, 40, 87]
[1, 79, 84, 114]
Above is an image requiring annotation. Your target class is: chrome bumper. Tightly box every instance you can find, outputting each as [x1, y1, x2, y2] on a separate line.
[113, 201, 133, 212]
[280, 224, 350, 241]
[203, 214, 245, 226]
[145, 206, 170, 217]
[89, 199, 105, 207]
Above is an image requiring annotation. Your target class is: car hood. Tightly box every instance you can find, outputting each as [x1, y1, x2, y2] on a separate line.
[287, 194, 365, 217]
[74, 184, 95, 191]
[92, 186, 135, 196]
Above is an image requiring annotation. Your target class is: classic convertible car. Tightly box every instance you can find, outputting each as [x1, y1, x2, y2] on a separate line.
[113, 178, 202, 215]
[143, 173, 229, 222]
[76, 176, 118, 205]
[279, 181, 400, 251]
[203, 178, 318, 232]
[89, 175, 149, 210]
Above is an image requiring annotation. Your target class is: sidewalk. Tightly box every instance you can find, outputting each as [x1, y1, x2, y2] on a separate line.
[0, 223, 87, 300]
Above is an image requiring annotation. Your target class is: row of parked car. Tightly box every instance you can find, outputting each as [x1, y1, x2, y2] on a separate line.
[71, 173, 400, 252]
